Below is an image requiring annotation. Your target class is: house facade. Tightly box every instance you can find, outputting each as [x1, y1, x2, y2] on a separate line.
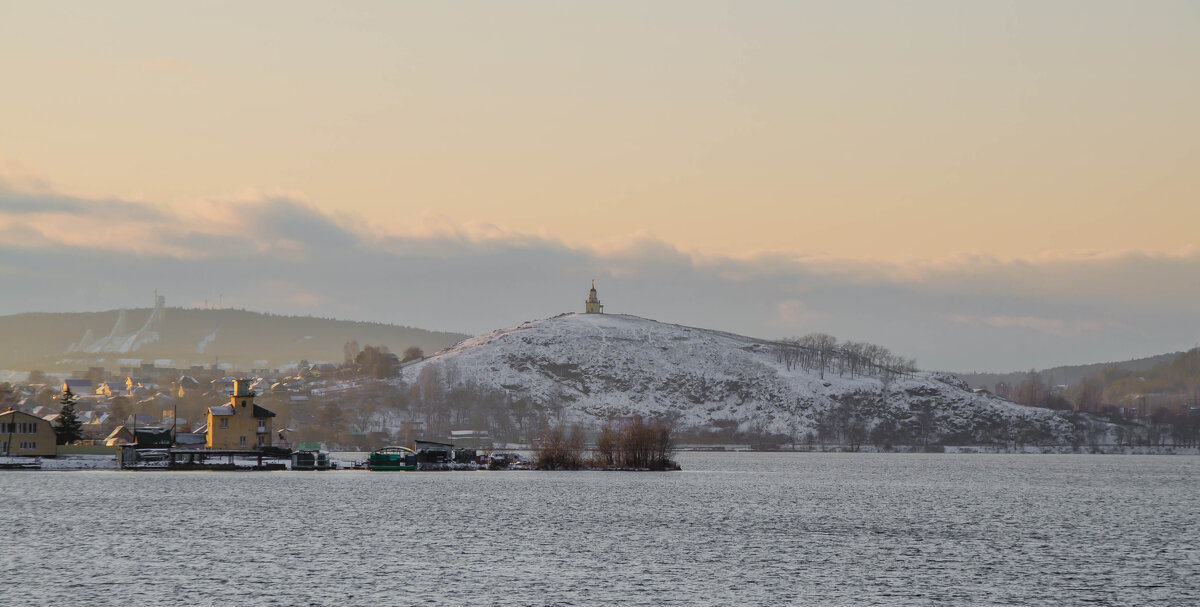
[1, 409, 56, 456]
[206, 379, 276, 450]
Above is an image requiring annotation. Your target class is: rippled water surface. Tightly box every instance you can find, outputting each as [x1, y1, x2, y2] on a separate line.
[3, 453, 1198, 606]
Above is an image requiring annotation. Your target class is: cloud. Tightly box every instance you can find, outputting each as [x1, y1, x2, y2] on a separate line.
[776, 299, 827, 327]
[588, 232, 695, 279]
[192, 190, 361, 255]
[0, 186, 359, 259]
[0, 159, 53, 193]
[0, 190, 166, 220]
[950, 314, 1120, 338]
[2, 181, 1198, 372]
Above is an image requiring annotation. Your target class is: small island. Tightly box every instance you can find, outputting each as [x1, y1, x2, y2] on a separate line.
[533, 416, 680, 471]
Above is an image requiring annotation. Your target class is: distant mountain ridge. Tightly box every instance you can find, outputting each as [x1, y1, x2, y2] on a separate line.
[0, 307, 468, 371]
[953, 352, 1184, 391]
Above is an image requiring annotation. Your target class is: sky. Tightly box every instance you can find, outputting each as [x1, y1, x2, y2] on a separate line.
[1, 1, 1198, 372]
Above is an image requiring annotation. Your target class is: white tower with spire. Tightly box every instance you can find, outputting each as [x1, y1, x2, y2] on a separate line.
[585, 280, 604, 314]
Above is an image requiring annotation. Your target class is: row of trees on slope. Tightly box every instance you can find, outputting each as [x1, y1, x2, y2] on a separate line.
[774, 333, 918, 380]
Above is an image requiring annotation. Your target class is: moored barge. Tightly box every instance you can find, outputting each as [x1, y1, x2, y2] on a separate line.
[367, 446, 417, 471]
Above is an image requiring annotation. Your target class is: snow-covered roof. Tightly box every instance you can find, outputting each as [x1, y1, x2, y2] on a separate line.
[209, 405, 234, 416]
[1, 409, 42, 421]
[105, 426, 133, 440]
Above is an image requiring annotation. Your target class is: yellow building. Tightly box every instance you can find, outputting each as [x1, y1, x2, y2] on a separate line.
[206, 379, 276, 450]
[585, 280, 604, 314]
[1, 409, 56, 457]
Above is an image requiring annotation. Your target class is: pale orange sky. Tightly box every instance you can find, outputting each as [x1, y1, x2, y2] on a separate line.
[1, 1, 1197, 260]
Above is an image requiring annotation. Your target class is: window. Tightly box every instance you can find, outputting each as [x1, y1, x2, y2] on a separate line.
[239, 436, 246, 446]
[19, 441, 36, 449]
[219, 418, 229, 429]
[7, 421, 45, 434]
[257, 435, 265, 446]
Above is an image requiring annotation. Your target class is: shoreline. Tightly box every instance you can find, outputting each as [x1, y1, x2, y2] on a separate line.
[4, 445, 1199, 472]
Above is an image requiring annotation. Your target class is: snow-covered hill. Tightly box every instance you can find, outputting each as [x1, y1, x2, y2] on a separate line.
[401, 313, 1086, 446]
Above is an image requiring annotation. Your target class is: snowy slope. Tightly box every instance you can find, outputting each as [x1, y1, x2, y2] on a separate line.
[401, 313, 1081, 444]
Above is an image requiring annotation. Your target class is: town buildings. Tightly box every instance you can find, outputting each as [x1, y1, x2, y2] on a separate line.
[1, 409, 56, 456]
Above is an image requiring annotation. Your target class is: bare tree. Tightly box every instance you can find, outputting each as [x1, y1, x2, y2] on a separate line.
[802, 333, 838, 379]
[534, 421, 584, 469]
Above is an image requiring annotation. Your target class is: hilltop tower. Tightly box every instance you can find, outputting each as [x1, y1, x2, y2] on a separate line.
[585, 280, 604, 314]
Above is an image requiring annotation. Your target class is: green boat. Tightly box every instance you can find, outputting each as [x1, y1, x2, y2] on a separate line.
[367, 446, 416, 471]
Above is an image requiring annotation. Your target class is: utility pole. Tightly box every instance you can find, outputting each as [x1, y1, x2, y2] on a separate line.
[4, 413, 13, 457]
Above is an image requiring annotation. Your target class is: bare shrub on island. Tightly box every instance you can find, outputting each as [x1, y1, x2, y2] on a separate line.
[594, 421, 619, 466]
[591, 416, 678, 470]
[535, 422, 585, 470]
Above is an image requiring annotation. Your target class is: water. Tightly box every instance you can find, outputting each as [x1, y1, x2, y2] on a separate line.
[2, 453, 1197, 606]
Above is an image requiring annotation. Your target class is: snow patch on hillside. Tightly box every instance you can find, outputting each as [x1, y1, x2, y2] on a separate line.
[197, 328, 219, 353]
[401, 314, 1083, 444]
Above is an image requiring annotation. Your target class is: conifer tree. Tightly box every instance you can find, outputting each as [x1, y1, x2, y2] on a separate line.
[55, 388, 83, 445]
